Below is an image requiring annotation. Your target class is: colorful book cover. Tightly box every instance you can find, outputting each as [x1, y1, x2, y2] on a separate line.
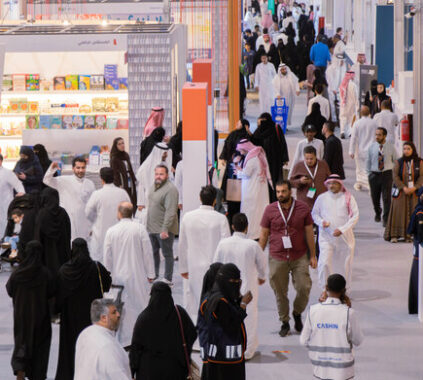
[26, 115, 39, 129]
[62, 115, 73, 129]
[119, 78, 128, 90]
[50, 116, 62, 129]
[84, 115, 95, 129]
[79, 75, 91, 90]
[72, 115, 84, 129]
[3, 75, 13, 91]
[65, 75, 79, 90]
[116, 119, 129, 129]
[54, 77, 66, 90]
[12, 75, 26, 91]
[90, 75, 104, 90]
[95, 115, 107, 129]
[26, 74, 40, 91]
[39, 115, 51, 129]
[107, 117, 117, 129]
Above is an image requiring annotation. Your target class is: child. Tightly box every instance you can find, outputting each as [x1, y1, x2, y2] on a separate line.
[300, 274, 364, 380]
[3, 209, 23, 259]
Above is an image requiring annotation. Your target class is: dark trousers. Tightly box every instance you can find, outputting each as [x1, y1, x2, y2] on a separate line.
[149, 233, 175, 281]
[368, 170, 393, 223]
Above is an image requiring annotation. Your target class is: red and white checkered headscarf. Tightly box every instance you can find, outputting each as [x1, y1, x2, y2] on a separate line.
[324, 174, 353, 217]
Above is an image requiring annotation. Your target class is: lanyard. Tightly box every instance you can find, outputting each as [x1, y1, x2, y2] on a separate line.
[304, 162, 318, 187]
[277, 199, 295, 231]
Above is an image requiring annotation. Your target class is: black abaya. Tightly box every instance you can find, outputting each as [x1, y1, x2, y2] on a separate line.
[6, 241, 54, 380]
[130, 282, 197, 380]
[35, 188, 71, 277]
[55, 239, 111, 380]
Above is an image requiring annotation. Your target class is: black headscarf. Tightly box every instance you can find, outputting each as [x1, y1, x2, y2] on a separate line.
[206, 264, 242, 320]
[11, 240, 44, 285]
[313, 68, 328, 89]
[168, 121, 183, 169]
[200, 262, 223, 303]
[33, 144, 51, 174]
[402, 141, 419, 162]
[303, 102, 326, 139]
[110, 137, 131, 161]
[140, 127, 166, 165]
[58, 238, 94, 291]
[37, 187, 66, 239]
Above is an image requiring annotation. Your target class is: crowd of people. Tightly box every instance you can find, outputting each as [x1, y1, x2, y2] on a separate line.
[0, 1, 420, 380]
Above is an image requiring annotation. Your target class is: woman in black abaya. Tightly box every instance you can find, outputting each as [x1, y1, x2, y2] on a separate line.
[55, 238, 111, 380]
[35, 187, 71, 277]
[129, 282, 197, 380]
[6, 241, 55, 380]
[302, 102, 327, 141]
[33, 144, 52, 175]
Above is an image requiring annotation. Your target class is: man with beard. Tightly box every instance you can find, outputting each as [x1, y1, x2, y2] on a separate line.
[55, 238, 111, 380]
[272, 64, 300, 127]
[74, 299, 131, 379]
[259, 180, 317, 337]
[252, 113, 289, 201]
[44, 157, 95, 240]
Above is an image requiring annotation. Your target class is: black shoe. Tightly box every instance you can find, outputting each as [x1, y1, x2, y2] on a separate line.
[340, 133, 345, 139]
[375, 215, 381, 223]
[279, 322, 290, 337]
[293, 312, 303, 332]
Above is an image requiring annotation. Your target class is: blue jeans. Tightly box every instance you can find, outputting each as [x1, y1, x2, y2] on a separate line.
[5, 235, 19, 250]
[149, 233, 175, 281]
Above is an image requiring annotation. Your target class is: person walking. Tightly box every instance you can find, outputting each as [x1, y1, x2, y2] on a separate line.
[307, 83, 330, 121]
[300, 274, 364, 380]
[74, 299, 132, 379]
[178, 186, 231, 323]
[384, 142, 423, 243]
[235, 140, 272, 240]
[44, 157, 95, 241]
[339, 71, 358, 139]
[323, 122, 345, 179]
[6, 241, 55, 380]
[129, 282, 197, 380]
[373, 99, 400, 146]
[13, 146, 43, 193]
[146, 164, 179, 284]
[214, 213, 266, 360]
[0, 153, 24, 237]
[259, 180, 317, 337]
[312, 175, 359, 295]
[110, 137, 137, 211]
[197, 264, 252, 380]
[367, 127, 398, 226]
[103, 202, 155, 347]
[55, 238, 111, 380]
[290, 145, 331, 210]
[85, 167, 130, 262]
[255, 53, 276, 114]
[309, 35, 331, 74]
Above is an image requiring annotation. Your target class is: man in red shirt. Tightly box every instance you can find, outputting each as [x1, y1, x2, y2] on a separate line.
[259, 180, 317, 337]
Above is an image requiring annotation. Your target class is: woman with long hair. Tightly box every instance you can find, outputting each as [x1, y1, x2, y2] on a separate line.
[384, 142, 423, 242]
[110, 137, 137, 210]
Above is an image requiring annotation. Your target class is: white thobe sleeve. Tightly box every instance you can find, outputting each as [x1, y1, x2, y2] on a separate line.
[103, 230, 113, 273]
[7, 170, 25, 194]
[348, 127, 357, 156]
[178, 217, 189, 274]
[85, 192, 98, 223]
[237, 159, 255, 179]
[213, 242, 224, 263]
[137, 180, 146, 206]
[100, 343, 132, 380]
[140, 226, 155, 279]
[347, 309, 364, 347]
[299, 310, 312, 346]
[220, 217, 231, 239]
[175, 161, 183, 205]
[43, 163, 60, 190]
[338, 195, 359, 234]
[311, 196, 324, 228]
[318, 140, 324, 160]
[255, 66, 261, 88]
[254, 243, 267, 280]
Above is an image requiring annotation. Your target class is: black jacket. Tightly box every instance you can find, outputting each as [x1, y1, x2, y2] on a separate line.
[323, 134, 345, 179]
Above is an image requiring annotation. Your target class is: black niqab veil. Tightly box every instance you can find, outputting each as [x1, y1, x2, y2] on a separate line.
[59, 238, 93, 291]
[200, 262, 223, 303]
[10, 240, 44, 286]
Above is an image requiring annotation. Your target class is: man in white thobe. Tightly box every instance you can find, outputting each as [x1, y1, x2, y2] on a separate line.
[373, 99, 399, 148]
[272, 63, 300, 126]
[255, 54, 276, 114]
[350, 53, 366, 89]
[103, 202, 155, 347]
[74, 299, 131, 380]
[326, 57, 347, 123]
[339, 71, 359, 139]
[312, 175, 359, 296]
[136, 142, 173, 222]
[0, 154, 24, 237]
[85, 167, 130, 262]
[214, 213, 266, 360]
[349, 106, 377, 191]
[43, 158, 95, 241]
[179, 185, 230, 323]
[307, 83, 330, 120]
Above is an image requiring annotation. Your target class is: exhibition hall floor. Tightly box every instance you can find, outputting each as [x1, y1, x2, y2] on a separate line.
[0, 93, 422, 379]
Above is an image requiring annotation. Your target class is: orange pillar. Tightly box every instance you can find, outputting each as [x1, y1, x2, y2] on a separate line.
[228, 0, 240, 132]
[182, 82, 209, 213]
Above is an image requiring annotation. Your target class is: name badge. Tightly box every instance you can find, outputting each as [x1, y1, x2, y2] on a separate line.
[307, 187, 317, 199]
[408, 181, 414, 188]
[282, 236, 293, 249]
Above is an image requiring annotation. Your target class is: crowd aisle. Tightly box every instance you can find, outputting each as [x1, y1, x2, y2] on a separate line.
[0, 92, 422, 380]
